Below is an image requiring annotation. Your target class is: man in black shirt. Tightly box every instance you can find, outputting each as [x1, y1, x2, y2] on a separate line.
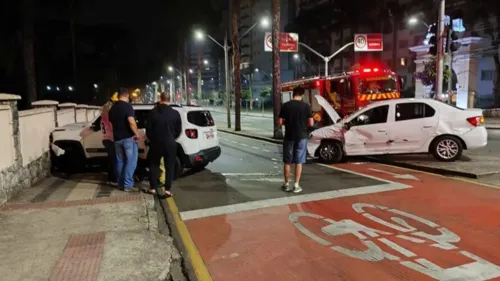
[146, 92, 182, 198]
[279, 86, 313, 193]
[109, 88, 140, 191]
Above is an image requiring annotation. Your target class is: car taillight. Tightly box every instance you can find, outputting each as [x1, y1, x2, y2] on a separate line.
[466, 116, 484, 127]
[185, 129, 198, 138]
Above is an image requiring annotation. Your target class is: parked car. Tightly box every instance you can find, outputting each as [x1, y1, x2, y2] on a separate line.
[51, 104, 221, 178]
[308, 96, 487, 163]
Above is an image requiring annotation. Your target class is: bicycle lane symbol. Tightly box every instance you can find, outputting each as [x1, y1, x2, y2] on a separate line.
[289, 203, 500, 281]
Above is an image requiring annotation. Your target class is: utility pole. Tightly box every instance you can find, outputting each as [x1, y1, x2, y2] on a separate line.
[197, 52, 202, 104]
[184, 41, 190, 104]
[271, 0, 283, 139]
[435, 0, 445, 100]
[224, 34, 231, 128]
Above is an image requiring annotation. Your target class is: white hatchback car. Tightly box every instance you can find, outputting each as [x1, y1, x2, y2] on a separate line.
[51, 104, 221, 178]
[308, 96, 487, 163]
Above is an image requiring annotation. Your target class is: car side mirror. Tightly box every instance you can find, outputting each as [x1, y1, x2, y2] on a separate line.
[343, 122, 351, 131]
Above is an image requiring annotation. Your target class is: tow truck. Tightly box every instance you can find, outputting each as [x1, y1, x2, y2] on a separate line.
[281, 65, 405, 126]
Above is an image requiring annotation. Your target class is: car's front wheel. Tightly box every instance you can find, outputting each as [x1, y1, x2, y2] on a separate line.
[317, 141, 344, 164]
[430, 135, 463, 162]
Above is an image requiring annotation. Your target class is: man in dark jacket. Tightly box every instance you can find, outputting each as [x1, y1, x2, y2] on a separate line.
[146, 92, 182, 198]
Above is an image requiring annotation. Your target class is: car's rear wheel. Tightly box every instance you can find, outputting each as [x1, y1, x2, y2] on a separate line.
[430, 136, 463, 162]
[317, 141, 344, 164]
[174, 156, 183, 179]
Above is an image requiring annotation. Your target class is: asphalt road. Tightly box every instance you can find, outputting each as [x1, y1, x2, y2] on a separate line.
[171, 131, 382, 213]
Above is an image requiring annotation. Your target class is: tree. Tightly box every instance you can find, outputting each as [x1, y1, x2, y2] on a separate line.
[260, 87, 272, 99]
[271, 0, 283, 139]
[21, 0, 37, 108]
[232, 0, 242, 131]
[241, 89, 252, 100]
[467, 0, 500, 106]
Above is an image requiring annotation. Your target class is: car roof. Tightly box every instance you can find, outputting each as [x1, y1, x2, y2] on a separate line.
[132, 103, 208, 112]
[363, 98, 444, 109]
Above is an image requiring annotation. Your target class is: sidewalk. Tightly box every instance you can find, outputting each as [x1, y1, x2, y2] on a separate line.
[0, 173, 181, 281]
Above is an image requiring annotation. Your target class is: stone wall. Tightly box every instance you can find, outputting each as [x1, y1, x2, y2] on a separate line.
[0, 97, 56, 204]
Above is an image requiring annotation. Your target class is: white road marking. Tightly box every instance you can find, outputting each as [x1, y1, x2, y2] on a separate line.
[271, 158, 278, 161]
[241, 143, 248, 146]
[262, 149, 270, 152]
[231, 140, 238, 144]
[239, 178, 284, 182]
[251, 146, 259, 150]
[222, 172, 282, 176]
[180, 182, 410, 221]
[369, 168, 419, 181]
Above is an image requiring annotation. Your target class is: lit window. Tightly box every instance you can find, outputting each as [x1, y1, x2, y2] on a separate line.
[400, 57, 407, 67]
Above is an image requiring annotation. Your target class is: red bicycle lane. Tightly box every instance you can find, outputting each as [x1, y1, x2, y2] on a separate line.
[183, 163, 500, 281]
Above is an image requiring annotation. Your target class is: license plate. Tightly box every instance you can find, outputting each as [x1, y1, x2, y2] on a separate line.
[205, 132, 214, 139]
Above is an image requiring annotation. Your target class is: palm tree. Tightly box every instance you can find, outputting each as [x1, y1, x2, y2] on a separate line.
[271, 0, 283, 139]
[22, 0, 37, 107]
[232, 0, 242, 131]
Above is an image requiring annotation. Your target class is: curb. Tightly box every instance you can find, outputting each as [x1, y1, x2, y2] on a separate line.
[218, 128, 283, 144]
[218, 128, 493, 179]
[158, 197, 208, 281]
[210, 110, 273, 119]
[364, 156, 499, 179]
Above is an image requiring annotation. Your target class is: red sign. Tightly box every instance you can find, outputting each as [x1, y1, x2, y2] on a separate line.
[264, 32, 299, 52]
[354, 34, 383, 52]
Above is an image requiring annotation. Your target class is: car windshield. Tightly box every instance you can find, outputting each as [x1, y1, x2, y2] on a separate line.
[359, 76, 397, 94]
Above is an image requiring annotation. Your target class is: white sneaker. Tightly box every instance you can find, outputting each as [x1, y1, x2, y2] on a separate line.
[293, 184, 302, 193]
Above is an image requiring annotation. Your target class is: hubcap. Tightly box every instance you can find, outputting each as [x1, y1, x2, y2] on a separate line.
[436, 139, 459, 159]
[319, 144, 338, 161]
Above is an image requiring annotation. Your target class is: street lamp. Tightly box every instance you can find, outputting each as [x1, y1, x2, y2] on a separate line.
[203, 59, 208, 65]
[46, 86, 51, 91]
[68, 86, 73, 91]
[56, 87, 60, 91]
[408, 16, 429, 28]
[255, 68, 259, 72]
[293, 53, 300, 60]
[168, 66, 173, 72]
[93, 84, 98, 89]
[189, 69, 193, 74]
[194, 16, 270, 129]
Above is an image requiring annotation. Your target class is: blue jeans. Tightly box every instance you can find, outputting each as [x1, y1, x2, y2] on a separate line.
[283, 138, 308, 164]
[114, 137, 138, 188]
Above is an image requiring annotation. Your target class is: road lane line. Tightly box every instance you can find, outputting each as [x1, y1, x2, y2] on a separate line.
[222, 172, 282, 176]
[263, 149, 270, 152]
[218, 131, 281, 145]
[251, 146, 259, 150]
[166, 198, 213, 281]
[241, 143, 248, 146]
[375, 163, 500, 190]
[180, 182, 410, 221]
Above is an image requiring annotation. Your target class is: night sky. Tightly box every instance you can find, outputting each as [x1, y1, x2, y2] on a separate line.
[0, 0, 221, 106]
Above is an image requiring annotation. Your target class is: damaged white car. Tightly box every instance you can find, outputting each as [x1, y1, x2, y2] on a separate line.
[308, 96, 488, 163]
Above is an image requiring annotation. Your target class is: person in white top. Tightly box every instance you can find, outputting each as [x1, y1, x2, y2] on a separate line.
[101, 93, 118, 185]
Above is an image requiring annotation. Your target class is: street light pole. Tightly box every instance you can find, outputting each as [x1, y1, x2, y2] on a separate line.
[435, 0, 446, 100]
[298, 42, 354, 76]
[224, 33, 231, 128]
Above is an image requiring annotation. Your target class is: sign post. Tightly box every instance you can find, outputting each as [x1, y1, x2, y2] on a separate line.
[354, 34, 384, 52]
[264, 32, 299, 52]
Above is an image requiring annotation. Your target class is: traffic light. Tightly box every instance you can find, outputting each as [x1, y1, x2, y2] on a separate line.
[446, 24, 461, 53]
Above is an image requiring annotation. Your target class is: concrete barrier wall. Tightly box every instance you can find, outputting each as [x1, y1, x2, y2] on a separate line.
[0, 96, 102, 205]
[0, 104, 15, 171]
[57, 108, 75, 127]
[19, 108, 55, 166]
[76, 107, 87, 123]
